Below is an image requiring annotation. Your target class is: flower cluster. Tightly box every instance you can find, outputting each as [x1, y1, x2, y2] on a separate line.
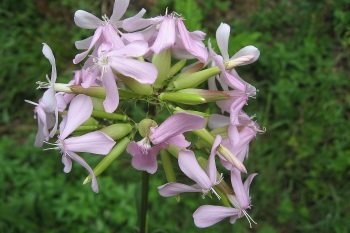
[27, 0, 264, 229]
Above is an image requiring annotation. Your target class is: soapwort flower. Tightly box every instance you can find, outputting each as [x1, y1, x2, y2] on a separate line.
[193, 170, 257, 228]
[73, 0, 146, 64]
[46, 95, 115, 192]
[126, 113, 206, 174]
[158, 136, 223, 199]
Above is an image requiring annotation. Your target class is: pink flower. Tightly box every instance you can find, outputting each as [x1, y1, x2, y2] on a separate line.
[193, 171, 258, 228]
[126, 112, 206, 174]
[209, 112, 263, 169]
[123, 12, 208, 63]
[73, 0, 146, 64]
[54, 95, 116, 193]
[83, 41, 157, 113]
[26, 43, 59, 147]
[158, 136, 223, 198]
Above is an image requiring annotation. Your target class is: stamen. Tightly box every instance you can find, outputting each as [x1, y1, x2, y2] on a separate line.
[24, 100, 38, 106]
[36, 81, 51, 89]
[211, 187, 221, 200]
[242, 209, 257, 228]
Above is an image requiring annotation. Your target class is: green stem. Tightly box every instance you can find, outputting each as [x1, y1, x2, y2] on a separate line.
[140, 171, 149, 233]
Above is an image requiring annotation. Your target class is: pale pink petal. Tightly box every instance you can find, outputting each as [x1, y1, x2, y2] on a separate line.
[193, 205, 240, 228]
[150, 17, 176, 54]
[110, 0, 129, 23]
[127, 142, 158, 174]
[42, 43, 57, 83]
[73, 27, 102, 64]
[206, 135, 221, 184]
[62, 155, 72, 173]
[55, 92, 67, 112]
[110, 57, 157, 84]
[67, 151, 99, 193]
[231, 45, 260, 66]
[81, 68, 98, 88]
[107, 40, 149, 58]
[228, 124, 240, 147]
[75, 36, 93, 50]
[122, 16, 155, 32]
[231, 168, 249, 209]
[119, 31, 145, 42]
[34, 106, 48, 147]
[208, 114, 230, 129]
[177, 19, 208, 63]
[223, 72, 246, 92]
[41, 87, 57, 113]
[216, 23, 230, 61]
[158, 182, 201, 197]
[59, 95, 93, 139]
[117, 8, 146, 28]
[243, 173, 258, 199]
[102, 24, 125, 49]
[178, 150, 212, 190]
[74, 10, 101, 29]
[64, 131, 115, 155]
[102, 67, 119, 113]
[166, 134, 190, 148]
[149, 113, 205, 145]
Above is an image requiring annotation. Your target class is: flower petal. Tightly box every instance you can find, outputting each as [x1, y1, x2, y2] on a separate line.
[73, 27, 103, 64]
[231, 168, 249, 209]
[102, 67, 119, 113]
[67, 151, 99, 193]
[158, 182, 201, 197]
[231, 45, 260, 66]
[243, 173, 258, 199]
[64, 131, 115, 155]
[216, 23, 230, 61]
[42, 43, 57, 83]
[75, 36, 93, 50]
[74, 10, 101, 29]
[206, 135, 221, 184]
[150, 17, 176, 54]
[110, 0, 129, 23]
[59, 94, 93, 139]
[127, 142, 158, 174]
[62, 155, 72, 173]
[177, 19, 208, 63]
[178, 150, 212, 190]
[166, 133, 190, 148]
[193, 205, 239, 228]
[107, 40, 149, 58]
[110, 57, 157, 84]
[208, 114, 230, 129]
[149, 113, 205, 145]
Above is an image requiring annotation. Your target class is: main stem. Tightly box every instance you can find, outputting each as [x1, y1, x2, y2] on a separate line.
[140, 171, 149, 233]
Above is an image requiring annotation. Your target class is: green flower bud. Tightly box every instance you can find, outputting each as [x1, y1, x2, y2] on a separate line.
[138, 119, 157, 138]
[100, 124, 132, 140]
[168, 59, 186, 78]
[152, 49, 171, 88]
[83, 137, 130, 184]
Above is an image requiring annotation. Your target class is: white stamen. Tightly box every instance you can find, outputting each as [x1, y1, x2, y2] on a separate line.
[25, 100, 38, 106]
[211, 187, 221, 200]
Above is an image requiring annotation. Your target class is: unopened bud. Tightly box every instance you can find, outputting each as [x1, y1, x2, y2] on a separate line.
[138, 119, 157, 138]
[100, 124, 132, 140]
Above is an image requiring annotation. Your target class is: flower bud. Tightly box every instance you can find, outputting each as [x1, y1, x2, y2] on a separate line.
[83, 137, 130, 184]
[152, 49, 171, 88]
[168, 59, 186, 77]
[172, 66, 221, 90]
[138, 119, 157, 138]
[100, 124, 132, 140]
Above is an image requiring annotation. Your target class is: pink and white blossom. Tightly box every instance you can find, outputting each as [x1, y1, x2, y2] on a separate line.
[158, 136, 223, 198]
[126, 113, 206, 173]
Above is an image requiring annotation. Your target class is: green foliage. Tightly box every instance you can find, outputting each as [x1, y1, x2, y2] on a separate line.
[1, 0, 350, 232]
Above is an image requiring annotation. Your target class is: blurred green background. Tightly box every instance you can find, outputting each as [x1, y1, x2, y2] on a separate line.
[1, 0, 349, 232]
